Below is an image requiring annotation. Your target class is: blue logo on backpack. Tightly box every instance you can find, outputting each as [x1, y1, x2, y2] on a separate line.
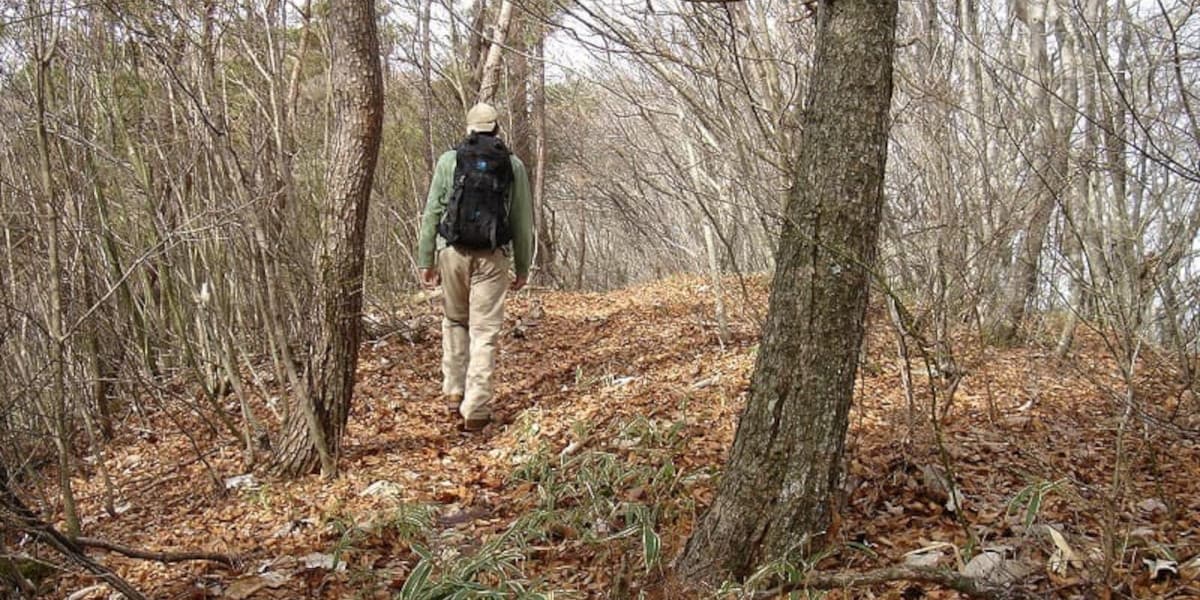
[475, 160, 488, 171]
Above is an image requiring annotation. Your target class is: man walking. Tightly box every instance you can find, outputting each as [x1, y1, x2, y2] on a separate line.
[417, 103, 533, 431]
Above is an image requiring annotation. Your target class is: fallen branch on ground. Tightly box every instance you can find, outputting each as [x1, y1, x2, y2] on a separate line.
[752, 565, 1034, 599]
[76, 537, 238, 567]
[1, 466, 145, 600]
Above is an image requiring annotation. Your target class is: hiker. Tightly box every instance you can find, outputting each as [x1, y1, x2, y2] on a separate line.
[417, 103, 533, 432]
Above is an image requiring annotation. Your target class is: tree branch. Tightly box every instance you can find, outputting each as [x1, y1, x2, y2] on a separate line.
[76, 537, 238, 567]
[0, 468, 145, 600]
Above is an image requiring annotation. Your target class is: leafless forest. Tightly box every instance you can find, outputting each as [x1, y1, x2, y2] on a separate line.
[1, 0, 1199, 596]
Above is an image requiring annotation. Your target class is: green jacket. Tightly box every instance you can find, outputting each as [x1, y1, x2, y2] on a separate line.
[417, 148, 534, 276]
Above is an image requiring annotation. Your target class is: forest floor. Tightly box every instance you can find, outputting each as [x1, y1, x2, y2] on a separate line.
[45, 276, 1200, 599]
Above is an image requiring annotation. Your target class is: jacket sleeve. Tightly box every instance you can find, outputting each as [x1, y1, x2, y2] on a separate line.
[417, 152, 455, 269]
[508, 156, 534, 277]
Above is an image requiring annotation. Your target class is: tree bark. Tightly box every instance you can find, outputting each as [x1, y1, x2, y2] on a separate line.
[271, 0, 383, 478]
[466, 0, 489, 98]
[677, 0, 897, 584]
[477, 0, 514, 104]
[704, 223, 730, 346]
[419, 0, 434, 180]
[508, 16, 532, 161]
[532, 33, 553, 280]
[575, 206, 587, 290]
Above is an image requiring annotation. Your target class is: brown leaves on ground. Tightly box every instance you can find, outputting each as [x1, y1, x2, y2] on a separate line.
[46, 276, 1200, 598]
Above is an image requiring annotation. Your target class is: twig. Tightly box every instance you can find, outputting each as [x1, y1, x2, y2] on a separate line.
[76, 537, 238, 567]
[751, 565, 1032, 599]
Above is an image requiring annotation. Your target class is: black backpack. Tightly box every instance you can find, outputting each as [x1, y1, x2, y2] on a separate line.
[438, 133, 514, 250]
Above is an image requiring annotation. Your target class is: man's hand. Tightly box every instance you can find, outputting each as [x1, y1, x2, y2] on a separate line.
[421, 268, 440, 290]
[510, 274, 528, 292]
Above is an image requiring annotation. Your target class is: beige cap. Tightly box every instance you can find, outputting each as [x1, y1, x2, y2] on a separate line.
[466, 102, 498, 133]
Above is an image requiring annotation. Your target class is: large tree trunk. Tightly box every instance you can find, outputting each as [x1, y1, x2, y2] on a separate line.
[676, 0, 897, 585]
[271, 0, 383, 478]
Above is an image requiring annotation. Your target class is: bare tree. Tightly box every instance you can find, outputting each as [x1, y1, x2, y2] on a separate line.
[29, 0, 80, 538]
[990, 0, 1079, 342]
[271, 0, 384, 477]
[677, 0, 897, 584]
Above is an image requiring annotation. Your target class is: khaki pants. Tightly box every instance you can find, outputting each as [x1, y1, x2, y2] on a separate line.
[437, 245, 511, 420]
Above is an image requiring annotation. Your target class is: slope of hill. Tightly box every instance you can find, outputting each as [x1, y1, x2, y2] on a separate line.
[43, 276, 1200, 598]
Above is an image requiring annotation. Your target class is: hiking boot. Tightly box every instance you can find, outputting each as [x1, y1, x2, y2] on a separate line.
[443, 393, 463, 415]
[462, 415, 491, 432]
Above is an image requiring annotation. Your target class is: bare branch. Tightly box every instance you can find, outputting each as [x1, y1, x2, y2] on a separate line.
[76, 537, 238, 568]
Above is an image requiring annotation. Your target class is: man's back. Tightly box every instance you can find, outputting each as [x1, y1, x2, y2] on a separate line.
[415, 103, 534, 431]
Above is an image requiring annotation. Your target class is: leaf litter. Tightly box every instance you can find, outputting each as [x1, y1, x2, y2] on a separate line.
[44, 275, 1200, 598]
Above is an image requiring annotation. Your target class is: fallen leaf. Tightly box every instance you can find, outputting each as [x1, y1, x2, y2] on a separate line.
[224, 576, 268, 600]
[1042, 525, 1081, 575]
[65, 585, 106, 600]
[1180, 556, 1200, 581]
[1137, 498, 1168, 515]
[223, 474, 258, 491]
[1143, 558, 1178, 581]
[360, 480, 404, 498]
[302, 552, 347, 572]
[903, 543, 952, 568]
[962, 549, 1031, 585]
[437, 507, 490, 527]
[920, 464, 964, 513]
